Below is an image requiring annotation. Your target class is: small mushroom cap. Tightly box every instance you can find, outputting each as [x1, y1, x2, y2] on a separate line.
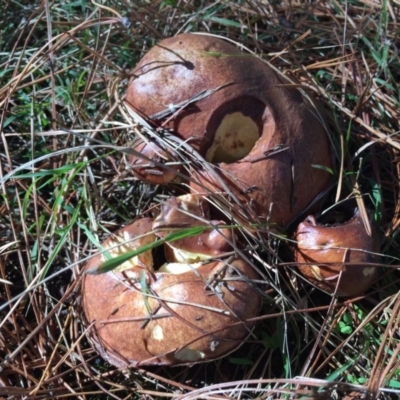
[126, 33, 332, 226]
[154, 194, 209, 229]
[153, 194, 234, 260]
[294, 209, 380, 296]
[82, 218, 260, 366]
[128, 140, 180, 185]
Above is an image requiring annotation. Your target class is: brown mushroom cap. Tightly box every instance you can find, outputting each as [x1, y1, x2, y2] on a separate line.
[128, 140, 180, 185]
[153, 194, 234, 262]
[126, 33, 333, 227]
[81, 218, 260, 366]
[293, 209, 380, 296]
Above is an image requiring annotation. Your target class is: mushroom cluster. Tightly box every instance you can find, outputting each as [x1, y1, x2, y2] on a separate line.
[81, 33, 380, 368]
[82, 195, 260, 366]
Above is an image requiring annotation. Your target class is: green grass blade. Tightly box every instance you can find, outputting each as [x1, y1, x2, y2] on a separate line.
[85, 225, 206, 275]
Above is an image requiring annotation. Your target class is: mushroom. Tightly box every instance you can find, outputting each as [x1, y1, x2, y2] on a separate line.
[128, 139, 180, 185]
[81, 214, 260, 366]
[293, 209, 380, 296]
[153, 194, 234, 264]
[126, 33, 333, 227]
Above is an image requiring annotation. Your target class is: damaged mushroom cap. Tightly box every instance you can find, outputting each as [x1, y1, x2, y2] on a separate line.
[293, 209, 380, 296]
[153, 194, 234, 263]
[126, 33, 332, 227]
[128, 140, 180, 185]
[82, 217, 260, 367]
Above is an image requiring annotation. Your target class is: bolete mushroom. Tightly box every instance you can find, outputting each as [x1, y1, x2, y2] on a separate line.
[126, 33, 333, 227]
[129, 139, 180, 185]
[82, 213, 260, 366]
[153, 194, 235, 265]
[293, 209, 380, 296]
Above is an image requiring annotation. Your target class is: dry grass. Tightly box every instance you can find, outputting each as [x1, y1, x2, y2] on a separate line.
[1, 0, 400, 399]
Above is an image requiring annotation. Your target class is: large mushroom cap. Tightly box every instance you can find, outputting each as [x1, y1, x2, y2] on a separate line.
[82, 216, 260, 366]
[294, 209, 380, 296]
[126, 33, 333, 227]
